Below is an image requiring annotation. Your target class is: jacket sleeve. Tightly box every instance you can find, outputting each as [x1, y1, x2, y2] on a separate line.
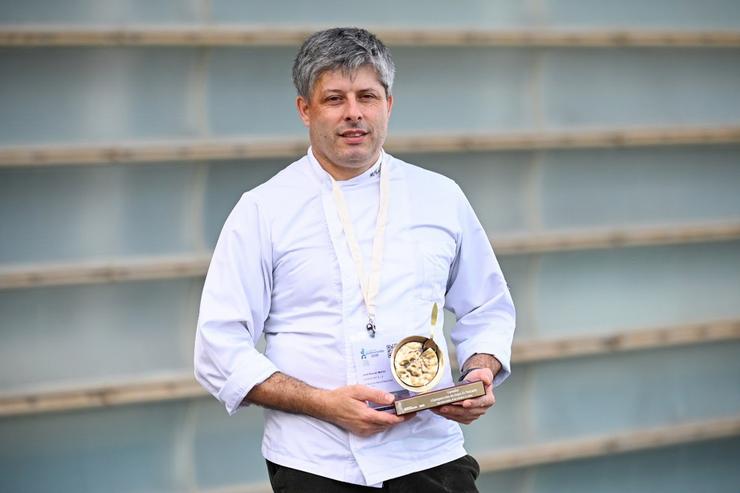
[444, 185, 516, 387]
[194, 193, 279, 415]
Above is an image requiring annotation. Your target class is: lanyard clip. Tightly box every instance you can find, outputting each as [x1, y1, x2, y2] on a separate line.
[366, 318, 376, 338]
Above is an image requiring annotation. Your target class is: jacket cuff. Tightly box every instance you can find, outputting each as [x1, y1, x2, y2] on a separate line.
[456, 338, 512, 388]
[218, 354, 279, 415]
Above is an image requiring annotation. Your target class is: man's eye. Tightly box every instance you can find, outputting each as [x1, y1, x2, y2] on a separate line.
[326, 96, 342, 103]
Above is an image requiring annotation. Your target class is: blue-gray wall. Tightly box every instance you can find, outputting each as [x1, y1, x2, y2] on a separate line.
[1, 2, 739, 492]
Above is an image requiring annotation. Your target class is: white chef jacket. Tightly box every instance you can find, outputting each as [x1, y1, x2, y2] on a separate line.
[194, 149, 515, 487]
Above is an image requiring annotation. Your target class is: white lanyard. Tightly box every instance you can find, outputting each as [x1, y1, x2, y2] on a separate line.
[330, 157, 390, 338]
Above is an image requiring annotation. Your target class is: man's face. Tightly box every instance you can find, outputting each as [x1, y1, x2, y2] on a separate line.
[297, 65, 393, 179]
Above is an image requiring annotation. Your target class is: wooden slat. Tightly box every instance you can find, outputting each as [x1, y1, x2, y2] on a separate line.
[1, 319, 737, 417]
[513, 319, 740, 363]
[0, 376, 205, 417]
[0, 136, 309, 167]
[1, 26, 740, 48]
[0, 254, 210, 290]
[199, 416, 740, 493]
[203, 483, 272, 493]
[491, 221, 740, 255]
[1, 126, 739, 167]
[477, 415, 740, 473]
[1, 221, 738, 290]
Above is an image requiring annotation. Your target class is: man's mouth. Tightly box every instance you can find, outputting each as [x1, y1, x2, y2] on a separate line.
[339, 129, 369, 138]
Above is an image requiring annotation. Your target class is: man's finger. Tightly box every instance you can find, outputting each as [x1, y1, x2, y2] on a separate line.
[461, 395, 494, 408]
[362, 404, 413, 425]
[440, 403, 488, 416]
[462, 368, 494, 386]
[349, 385, 395, 405]
[436, 405, 466, 417]
[431, 407, 483, 424]
[366, 410, 406, 425]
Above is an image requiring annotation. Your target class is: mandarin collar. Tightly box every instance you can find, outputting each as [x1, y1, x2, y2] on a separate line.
[308, 147, 385, 190]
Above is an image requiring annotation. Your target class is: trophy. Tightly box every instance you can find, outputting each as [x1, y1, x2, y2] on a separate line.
[389, 303, 485, 415]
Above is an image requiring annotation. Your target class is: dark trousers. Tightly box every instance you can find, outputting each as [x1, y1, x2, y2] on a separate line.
[266, 454, 480, 493]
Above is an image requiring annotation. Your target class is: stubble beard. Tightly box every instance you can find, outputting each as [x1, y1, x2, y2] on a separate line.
[314, 129, 385, 176]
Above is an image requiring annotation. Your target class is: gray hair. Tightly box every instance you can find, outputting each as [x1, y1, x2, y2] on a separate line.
[292, 27, 395, 101]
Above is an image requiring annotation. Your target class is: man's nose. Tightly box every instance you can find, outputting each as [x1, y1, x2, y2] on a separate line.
[343, 96, 362, 121]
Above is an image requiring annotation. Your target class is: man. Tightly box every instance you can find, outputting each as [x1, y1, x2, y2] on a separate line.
[195, 27, 515, 492]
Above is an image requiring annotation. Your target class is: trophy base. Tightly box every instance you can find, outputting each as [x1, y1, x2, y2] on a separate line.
[394, 381, 485, 415]
[368, 389, 411, 412]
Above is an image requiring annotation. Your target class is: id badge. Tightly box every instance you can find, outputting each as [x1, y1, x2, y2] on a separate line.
[350, 331, 404, 394]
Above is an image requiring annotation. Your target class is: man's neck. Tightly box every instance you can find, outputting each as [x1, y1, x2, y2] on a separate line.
[311, 150, 382, 181]
[323, 162, 373, 181]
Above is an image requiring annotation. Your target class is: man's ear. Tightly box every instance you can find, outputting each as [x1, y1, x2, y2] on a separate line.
[296, 96, 310, 127]
[386, 94, 394, 118]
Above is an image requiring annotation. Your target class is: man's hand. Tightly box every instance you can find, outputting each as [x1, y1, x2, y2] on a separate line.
[431, 367, 495, 424]
[246, 373, 411, 437]
[432, 353, 501, 425]
[325, 385, 412, 437]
